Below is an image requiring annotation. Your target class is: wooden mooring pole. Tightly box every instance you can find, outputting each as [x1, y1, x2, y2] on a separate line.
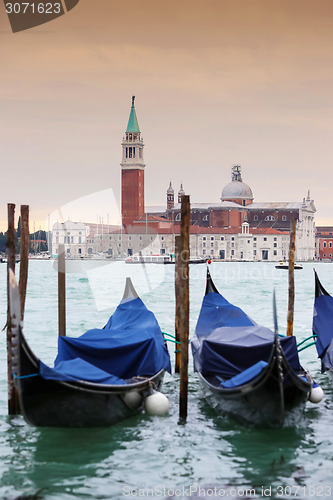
[174, 236, 181, 374]
[175, 195, 190, 421]
[6, 203, 19, 415]
[19, 205, 29, 321]
[286, 218, 297, 336]
[58, 244, 66, 336]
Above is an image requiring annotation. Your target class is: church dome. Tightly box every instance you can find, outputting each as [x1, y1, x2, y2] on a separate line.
[221, 166, 253, 202]
[221, 181, 253, 200]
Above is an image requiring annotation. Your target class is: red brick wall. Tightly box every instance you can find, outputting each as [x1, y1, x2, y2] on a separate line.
[316, 237, 333, 260]
[121, 169, 145, 226]
[209, 209, 244, 227]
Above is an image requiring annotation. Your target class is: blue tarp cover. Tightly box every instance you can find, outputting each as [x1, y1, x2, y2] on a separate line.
[321, 340, 333, 372]
[40, 297, 171, 385]
[313, 294, 333, 358]
[191, 291, 302, 379]
[220, 360, 268, 388]
[195, 290, 255, 336]
[40, 358, 126, 385]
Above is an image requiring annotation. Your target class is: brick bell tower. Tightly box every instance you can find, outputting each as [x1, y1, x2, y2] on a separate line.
[121, 96, 145, 227]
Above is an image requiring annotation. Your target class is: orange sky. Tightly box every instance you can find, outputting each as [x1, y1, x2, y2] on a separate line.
[1, 0, 333, 231]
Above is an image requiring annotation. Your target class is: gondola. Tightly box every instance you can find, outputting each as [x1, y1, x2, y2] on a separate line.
[9, 271, 171, 427]
[191, 268, 313, 427]
[312, 270, 333, 383]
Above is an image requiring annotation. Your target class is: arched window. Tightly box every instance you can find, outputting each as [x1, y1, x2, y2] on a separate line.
[202, 214, 209, 221]
[264, 215, 276, 221]
[175, 213, 181, 221]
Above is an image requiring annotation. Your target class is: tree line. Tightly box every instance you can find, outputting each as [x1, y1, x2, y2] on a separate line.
[0, 217, 48, 254]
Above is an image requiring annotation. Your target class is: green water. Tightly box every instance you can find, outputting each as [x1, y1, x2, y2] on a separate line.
[0, 261, 332, 500]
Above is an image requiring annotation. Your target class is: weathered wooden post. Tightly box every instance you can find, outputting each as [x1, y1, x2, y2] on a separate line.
[174, 236, 181, 374]
[175, 195, 190, 421]
[286, 218, 297, 336]
[58, 244, 66, 336]
[19, 205, 29, 321]
[6, 203, 19, 415]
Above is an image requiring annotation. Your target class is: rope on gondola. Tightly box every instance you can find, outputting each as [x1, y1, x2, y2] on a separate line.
[162, 332, 177, 339]
[164, 337, 181, 345]
[297, 334, 317, 348]
[162, 332, 191, 345]
[13, 373, 39, 379]
[298, 341, 317, 353]
[297, 334, 317, 352]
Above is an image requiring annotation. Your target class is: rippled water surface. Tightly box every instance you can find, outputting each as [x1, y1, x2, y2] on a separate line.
[0, 261, 332, 499]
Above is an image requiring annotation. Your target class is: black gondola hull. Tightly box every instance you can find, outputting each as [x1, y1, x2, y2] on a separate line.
[196, 348, 311, 428]
[17, 372, 165, 428]
[193, 268, 312, 428]
[14, 327, 165, 428]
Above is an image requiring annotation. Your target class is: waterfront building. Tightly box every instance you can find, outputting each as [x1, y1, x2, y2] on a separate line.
[147, 168, 316, 261]
[117, 97, 317, 262]
[315, 226, 333, 260]
[97, 222, 290, 261]
[51, 98, 317, 261]
[52, 221, 89, 257]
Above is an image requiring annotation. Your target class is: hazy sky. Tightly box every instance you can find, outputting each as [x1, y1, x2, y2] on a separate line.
[1, 0, 333, 231]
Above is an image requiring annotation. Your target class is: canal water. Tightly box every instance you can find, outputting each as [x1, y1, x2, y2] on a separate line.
[0, 261, 332, 500]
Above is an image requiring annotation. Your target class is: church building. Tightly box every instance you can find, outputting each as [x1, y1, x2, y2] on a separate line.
[120, 98, 316, 261]
[51, 97, 317, 261]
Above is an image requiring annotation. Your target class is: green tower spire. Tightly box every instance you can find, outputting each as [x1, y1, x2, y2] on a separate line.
[126, 96, 140, 133]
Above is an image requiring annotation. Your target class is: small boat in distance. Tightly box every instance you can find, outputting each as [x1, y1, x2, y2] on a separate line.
[275, 261, 303, 270]
[9, 271, 171, 427]
[1, 255, 20, 263]
[125, 254, 207, 264]
[125, 254, 172, 264]
[312, 270, 333, 384]
[191, 268, 315, 427]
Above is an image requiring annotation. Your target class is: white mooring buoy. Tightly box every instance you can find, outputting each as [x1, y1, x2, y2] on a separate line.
[144, 391, 169, 416]
[123, 391, 143, 410]
[309, 382, 324, 404]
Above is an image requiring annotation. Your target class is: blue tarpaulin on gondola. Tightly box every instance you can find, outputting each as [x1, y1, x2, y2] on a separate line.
[191, 290, 302, 379]
[40, 297, 171, 384]
[195, 290, 255, 336]
[313, 294, 333, 357]
[40, 358, 127, 385]
[321, 340, 333, 372]
[220, 360, 268, 388]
